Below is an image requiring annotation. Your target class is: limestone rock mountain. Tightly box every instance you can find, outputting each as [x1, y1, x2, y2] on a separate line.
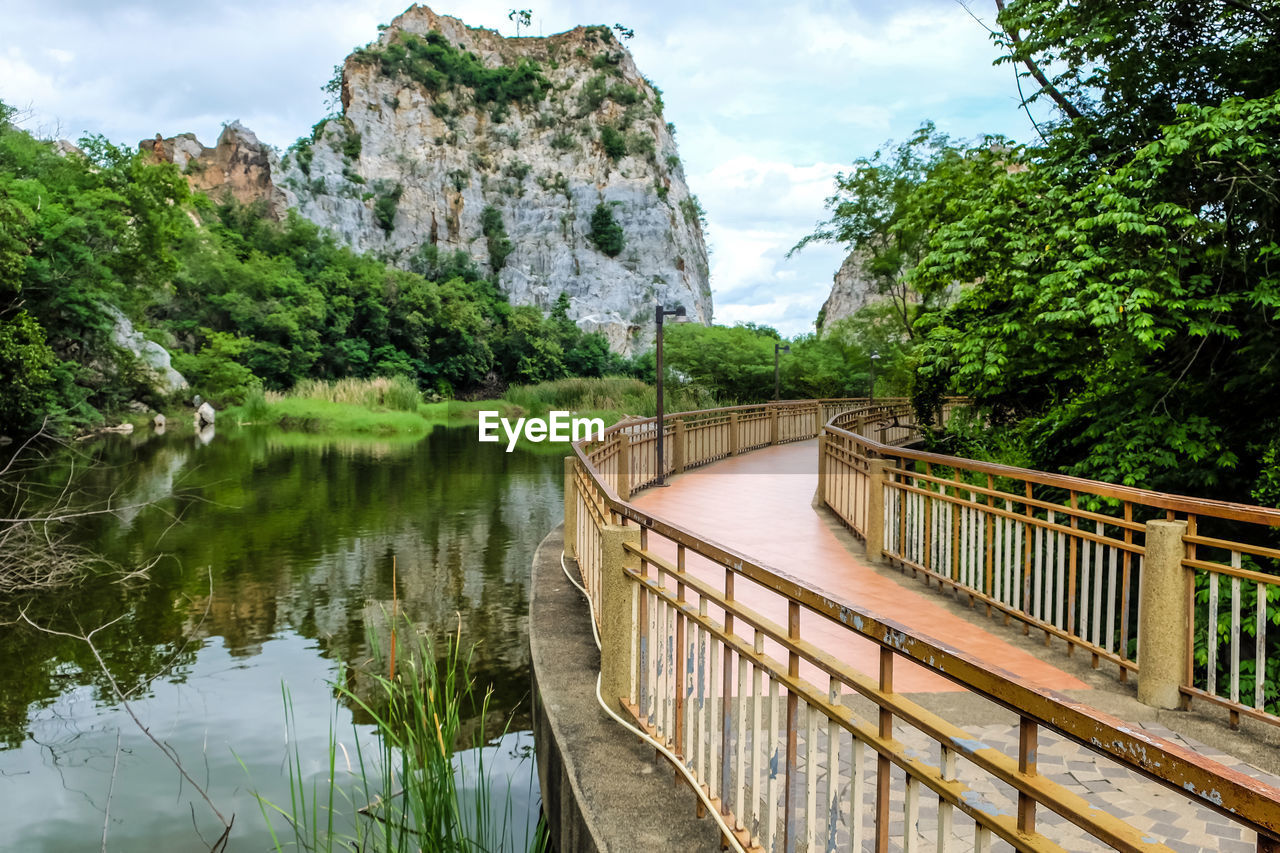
[146, 5, 712, 353]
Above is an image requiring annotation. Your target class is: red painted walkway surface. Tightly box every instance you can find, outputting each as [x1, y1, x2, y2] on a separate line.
[630, 440, 1087, 695]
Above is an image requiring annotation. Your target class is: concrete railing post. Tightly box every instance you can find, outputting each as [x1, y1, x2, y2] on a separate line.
[600, 524, 642, 713]
[729, 412, 740, 457]
[563, 456, 578, 559]
[1138, 519, 1190, 710]
[616, 433, 631, 501]
[673, 419, 686, 474]
[865, 459, 891, 561]
[770, 405, 780, 445]
[815, 433, 829, 509]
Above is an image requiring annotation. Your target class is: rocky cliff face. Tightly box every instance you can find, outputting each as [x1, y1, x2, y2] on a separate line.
[147, 5, 711, 353]
[817, 250, 874, 332]
[141, 123, 292, 219]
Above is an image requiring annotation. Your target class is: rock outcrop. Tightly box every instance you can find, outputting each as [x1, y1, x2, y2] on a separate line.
[108, 307, 189, 396]
[146, 5, 712, 353]
[141, 122, 293, 218]
[817, 250, 875, 332]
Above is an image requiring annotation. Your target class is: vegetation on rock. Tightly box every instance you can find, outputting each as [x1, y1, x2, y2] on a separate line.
[588, 202, 624, 256]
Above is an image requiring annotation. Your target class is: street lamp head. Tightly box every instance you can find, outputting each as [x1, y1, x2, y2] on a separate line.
[776, 343, 790, 354]
[674, 305, 686, 319]
[870, 351, 881, 362]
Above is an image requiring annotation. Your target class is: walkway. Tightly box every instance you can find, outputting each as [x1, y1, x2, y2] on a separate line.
[632, 439, 1084, 695]
[629, 439, 1280, 851]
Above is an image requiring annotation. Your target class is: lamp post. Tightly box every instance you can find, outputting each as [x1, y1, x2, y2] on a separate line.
[654, 304, 686, 486]
[774, 342, 790, 401]
[869, 351, 881, 403]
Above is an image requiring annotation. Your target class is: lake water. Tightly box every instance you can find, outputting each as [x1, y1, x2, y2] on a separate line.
[0, 425, 563, 850]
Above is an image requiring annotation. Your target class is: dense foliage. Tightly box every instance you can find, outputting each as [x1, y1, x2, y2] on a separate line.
[350, 31, 550, 109]
[802, 0, 1280, 502]
[0, 105, 625, 434]
[629, 314, 901, 404]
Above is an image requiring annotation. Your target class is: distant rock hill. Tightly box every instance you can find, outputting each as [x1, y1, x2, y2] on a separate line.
[143, 4, 711, 353]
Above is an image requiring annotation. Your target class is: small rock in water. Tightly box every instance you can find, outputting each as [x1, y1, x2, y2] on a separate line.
[196, 401, 216, 428]
[153, 414, 166, 429]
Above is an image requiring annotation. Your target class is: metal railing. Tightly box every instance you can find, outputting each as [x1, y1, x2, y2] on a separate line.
[820, 401, 1280, 730]
[565, 398, 1280, 852]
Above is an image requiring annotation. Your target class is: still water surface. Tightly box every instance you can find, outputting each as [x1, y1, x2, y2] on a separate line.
[0, 425, 561, 850]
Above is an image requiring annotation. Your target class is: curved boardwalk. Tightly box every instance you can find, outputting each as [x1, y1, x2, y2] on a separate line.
[632, 439, 1084, 694]
[630, 439, 1279, 851]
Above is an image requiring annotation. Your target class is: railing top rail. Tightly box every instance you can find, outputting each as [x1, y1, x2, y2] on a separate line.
[824, 413, 1280, 526]
[570, 397, 1280, 839]
[589, 397, 874, 439]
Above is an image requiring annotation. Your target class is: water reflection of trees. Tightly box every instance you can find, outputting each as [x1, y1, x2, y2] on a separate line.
[0, 426, 561, 748]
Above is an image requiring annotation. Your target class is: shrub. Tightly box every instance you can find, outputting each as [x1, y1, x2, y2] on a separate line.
[600, 125, 627, 159]
[608, 82, 641, 105]
[588, 202, 624, 256]
[172, 330, 261, 407]
[481, 205, 513, 271]
[577, 74, 608, 114]
[374, 183, 403, 234]
[625, 131, 654, 158]
[551, 132, 576, 152]
[680, 195, 706, 228]
[341, 128, 362, 160]
[503, 160, 531, 181]
[293, 139, 314, 176]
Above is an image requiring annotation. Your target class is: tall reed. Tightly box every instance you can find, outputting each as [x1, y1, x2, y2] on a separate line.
[252, 619, 546, 852]
[504, 375, 728, 417]
[287, 376, 423, 412]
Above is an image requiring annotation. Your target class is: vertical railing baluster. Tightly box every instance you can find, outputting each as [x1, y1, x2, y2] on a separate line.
[904, 773, 920, 853]
[826, 679, 841, 853]
[752, 630, 765, 838]
[765, 675, 781, 852]
[1068, 491, 1079, 650]
[875, 647, 894, 853]
[850, 736, 866, 851]
[1258, 580, 1268, 712]
[1092, 523, 1105, 654]
[1209, 570, 1220, 697]
[736, 641, 748, 826]
[805, 701, 819, 851]
[937, 745, 956, 852]
[783, 601, 800, 853]
[1018, 716, 1038, 835]
[722, 571, 735, 818]
[1231, 551, 1242, 706]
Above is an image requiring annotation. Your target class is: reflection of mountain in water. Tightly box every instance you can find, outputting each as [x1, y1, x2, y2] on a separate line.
[0, 425, 561, 749]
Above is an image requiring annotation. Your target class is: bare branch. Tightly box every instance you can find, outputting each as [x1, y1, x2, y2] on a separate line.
[994, 0, 1085, 121]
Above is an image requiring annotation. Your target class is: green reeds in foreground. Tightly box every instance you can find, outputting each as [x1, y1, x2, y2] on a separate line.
[252, 620, 547, 852]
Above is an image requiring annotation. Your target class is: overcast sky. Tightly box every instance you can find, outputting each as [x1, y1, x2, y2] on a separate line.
[2, 0, 1039, 336]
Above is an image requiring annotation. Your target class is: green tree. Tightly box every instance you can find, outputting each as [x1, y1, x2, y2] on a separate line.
[901, 2, 1280, 496]
[588, 202, 624, 256]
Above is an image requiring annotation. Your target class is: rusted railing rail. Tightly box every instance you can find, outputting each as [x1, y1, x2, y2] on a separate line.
[564, 398, 1280, 852]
